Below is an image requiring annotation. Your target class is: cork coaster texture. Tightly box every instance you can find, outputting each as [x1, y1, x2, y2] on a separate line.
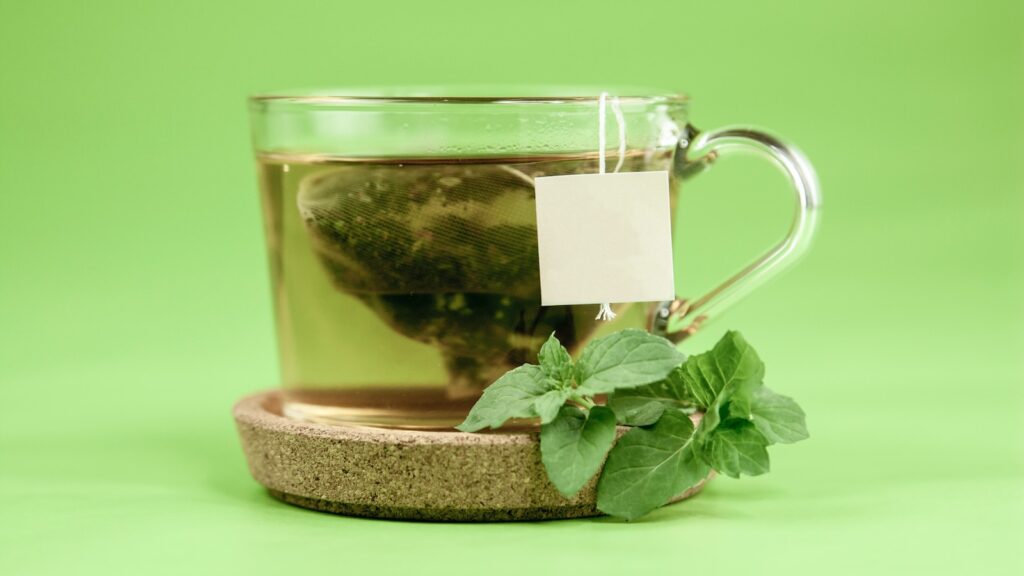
[234, 390, 709, 521]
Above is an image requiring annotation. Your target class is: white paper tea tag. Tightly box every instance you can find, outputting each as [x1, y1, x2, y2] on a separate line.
[534, 171, 675, 307]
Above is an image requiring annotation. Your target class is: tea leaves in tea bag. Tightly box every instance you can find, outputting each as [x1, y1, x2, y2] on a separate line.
[296, 158, 643, 393]
[298, 164, 541, 296]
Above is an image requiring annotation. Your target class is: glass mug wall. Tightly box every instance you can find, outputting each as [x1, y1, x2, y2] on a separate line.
[250, 87, 820, 429]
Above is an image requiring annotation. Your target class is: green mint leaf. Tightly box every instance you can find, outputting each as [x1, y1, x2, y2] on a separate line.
[705, 376, 762, 435]
[750, 386, 809, 444]
[681, 331, 764, 433]
[627, 367, 692, 401]
[680, 331, 763, 407]
[700, 419, 770, 478]
[596, 410, 710, 520]
[455, 365, 551, 432]
[606, 395, 668, 426]
[534, 389, 571, 424]
[538, 332, 574, 385]
[650, 367, 692, 402]
[607, 366, 697, 425]
[725, 392, 753, 421]
[576, 329, 685, 395]
[540, 405, 617, 498]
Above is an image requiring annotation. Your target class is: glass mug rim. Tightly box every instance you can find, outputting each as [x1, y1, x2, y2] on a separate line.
[249, 85, 689, 107]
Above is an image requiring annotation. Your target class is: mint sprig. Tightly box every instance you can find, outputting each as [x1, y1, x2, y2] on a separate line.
[456, 330, 684, 433]
[456, 329, 809, 520]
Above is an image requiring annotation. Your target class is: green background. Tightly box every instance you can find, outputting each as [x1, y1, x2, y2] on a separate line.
[2, 1, 1022, 574]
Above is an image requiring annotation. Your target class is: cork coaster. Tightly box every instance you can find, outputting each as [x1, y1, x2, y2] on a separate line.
[233, 390, 710, 521]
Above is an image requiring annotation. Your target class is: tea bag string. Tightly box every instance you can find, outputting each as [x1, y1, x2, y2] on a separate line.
[596, 92, 627, 321]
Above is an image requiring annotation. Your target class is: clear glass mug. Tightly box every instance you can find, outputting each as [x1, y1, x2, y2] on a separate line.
[249, 87, 820, 429]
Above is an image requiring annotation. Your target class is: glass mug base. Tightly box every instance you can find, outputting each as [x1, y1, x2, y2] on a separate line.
[281, 387, 479, 430]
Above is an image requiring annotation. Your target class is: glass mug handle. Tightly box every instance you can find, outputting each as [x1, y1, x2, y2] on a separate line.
[650, 125, 822, 342]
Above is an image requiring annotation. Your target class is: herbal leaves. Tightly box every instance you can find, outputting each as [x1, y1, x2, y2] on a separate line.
[749, 387, 810, 444]
[533, 389, 571, 424]
[596, 410, 709, 520]
[576, 330, 685, 394]
[457, 329, 809, 520]
[701, 420, 771, 478]
[540, 406, 617, 497]
[457, 330, 683, 432]
[455, 365, 551, 432]
[538, 333, 574, 383]
[596, 331, 785, 518]
[459, 330, 683, 499]
[606, 394, 668, 426]
[678, 331, 764, 434]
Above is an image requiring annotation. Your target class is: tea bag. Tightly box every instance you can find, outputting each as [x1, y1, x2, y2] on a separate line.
[297, 160, 608, 393]
[298, 163, 541, 296]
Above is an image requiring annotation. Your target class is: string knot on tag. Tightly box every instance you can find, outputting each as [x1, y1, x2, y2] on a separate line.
[596, 302, 617, 321]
